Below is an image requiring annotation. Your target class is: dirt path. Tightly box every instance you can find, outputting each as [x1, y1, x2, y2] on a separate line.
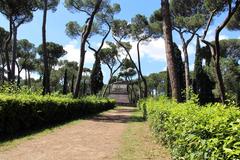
[0, 107, 136, 160]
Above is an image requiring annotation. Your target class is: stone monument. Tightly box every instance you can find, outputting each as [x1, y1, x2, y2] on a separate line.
[108, 81, 130, 105]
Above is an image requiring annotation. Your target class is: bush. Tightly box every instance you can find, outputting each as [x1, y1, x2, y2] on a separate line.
[0, 94, 115, 137]
[138, 97, 240, 160]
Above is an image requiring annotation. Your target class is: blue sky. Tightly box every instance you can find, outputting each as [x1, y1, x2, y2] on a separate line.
[0, 0, 240, 82]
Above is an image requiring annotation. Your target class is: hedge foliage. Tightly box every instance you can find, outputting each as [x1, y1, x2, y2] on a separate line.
[138, 97, 240, 160]
[0, 94, 115, 136]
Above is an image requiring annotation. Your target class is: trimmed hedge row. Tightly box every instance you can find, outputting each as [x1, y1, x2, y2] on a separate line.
[138, 97, 240, 160]
[0, 94, 115, 136]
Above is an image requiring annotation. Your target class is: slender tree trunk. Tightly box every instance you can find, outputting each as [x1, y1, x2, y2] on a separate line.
[73, 0, 102, 98]
[63, 69, 68, 95]
[28, 69, 31, 88]
[16, 65, 21, 87]
[71, 74, 75, 93]
[161, 0, 180, 102]
[214, 29, 227, 103]
[137, 39, 148, 98]
[137, 74, 142, 98]
[25, 69, 28, 86]
[0, 50, 4, 84]
[42, 0, 50, 95]
[102, 71, 113, 97]
[182, 45, 190, 99]
[166, 68, 172, 97]
[11, 25, 18, 83]
[4, 17, 13, 82]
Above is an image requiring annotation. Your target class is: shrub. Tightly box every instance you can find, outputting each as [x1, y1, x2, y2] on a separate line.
[0, 94, 115, 137]
[138, 97, 240, 160]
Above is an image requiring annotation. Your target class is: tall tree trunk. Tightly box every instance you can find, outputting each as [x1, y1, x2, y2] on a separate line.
[162, 0, 180, 101]
[182, 45, 190, 99]
[25, 69, 28, 86]
[102, 73, 112, 97]
[137, 74, 142, 98]
[4, 17, 13, 82]
[42, 0, 50, 95]
[73, 0, 102, 98]
[63, 69, 68, 95]
[71, 74, 75, 93]
[17, 71, 21, 87]
[165, 68, 172, 97]
[28, 69, 31, 88]
[137, 39, 148, 98]
[11, 25, 18, 83]
[0, 50, 5, 84]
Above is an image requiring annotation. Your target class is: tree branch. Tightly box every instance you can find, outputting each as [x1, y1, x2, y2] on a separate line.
[86, 40, 97, 53]
[202, 9, 217, 40]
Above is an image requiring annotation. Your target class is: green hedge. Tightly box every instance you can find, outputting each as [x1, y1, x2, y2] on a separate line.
[0, 94, 115, 136]
[138, 97, 240, 160]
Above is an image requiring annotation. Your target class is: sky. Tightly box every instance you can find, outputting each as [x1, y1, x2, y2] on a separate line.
[1, 0, 240, 83]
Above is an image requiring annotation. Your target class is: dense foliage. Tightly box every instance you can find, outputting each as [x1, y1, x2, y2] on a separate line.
[139, 97, 240, 159]
[0, 91, 115, 137]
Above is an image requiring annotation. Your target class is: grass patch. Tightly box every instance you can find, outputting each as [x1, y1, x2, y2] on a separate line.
[116, 109, 171, 160]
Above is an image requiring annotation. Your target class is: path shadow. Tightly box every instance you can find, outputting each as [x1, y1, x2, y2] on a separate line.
[0, 112, 101, 143]
[90, 108, 144, 124]
[0, 108, 143, 143]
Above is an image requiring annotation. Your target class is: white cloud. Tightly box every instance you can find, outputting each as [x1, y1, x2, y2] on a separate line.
[126, 38, 166, 63]
[140, 38, 167, 61]
[62, 40, 95, 64]
[204, 29, 229, 42]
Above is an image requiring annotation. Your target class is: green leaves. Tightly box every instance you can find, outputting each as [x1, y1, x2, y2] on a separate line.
[65, 21, 83, 39]
[112, 19, 131, 39]
[0, 93, 115, 136]
[170, 0, 207, 30]
[139, 97, 240, 159]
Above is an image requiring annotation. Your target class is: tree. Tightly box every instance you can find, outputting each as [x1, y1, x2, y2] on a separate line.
[119, 67, 137, 103]
[201, 39, 240, 104]
[221, 58, 240, 105]
[37, 0, 60, 94]
[111, 19, 144, 99]
[0, 27, 9, 83]
[161, 0, 181, 101]
[90, 55, 104, 95]
[0, 0, 37, 82]
[170, 0, 207, 100]
[62, 68, 68, 95]
[38, 42, 66, 92]
[83, 3, 120, 95]
[65, 0, 105, 98]
[147, 73, 162, 96]
[58, 60, 78, 94]
[130, 14, 162, 98]
[99, 42, 123, 97]
[193, 37, 214, 104]
[200, 0, 240, 103]
[172, 43, 185, 101]
[227, 5, 240, 30]
[17, 39, 36, 87]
